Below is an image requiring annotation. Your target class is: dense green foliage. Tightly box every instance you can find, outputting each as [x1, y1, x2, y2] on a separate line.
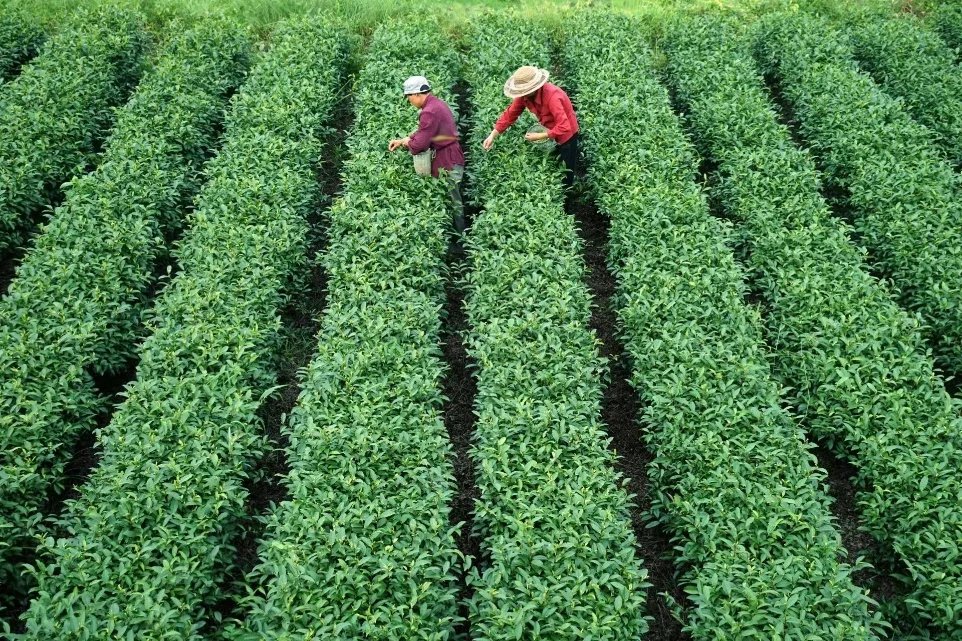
[18, 18, 346, 639]
[227, 20, 464, 640]
[565, 11, 880, 639]
[754, 13, 962, 381]
[669, 14, 962, 635]
[0, 10, 43, 80]
[933, 3, 962, 53]
[2, 6, 960, 637]
[462, 14, 648, 640]
[0, 18, 250, 600]
[848, 13, 962, 166]
[0, 8, 146, 252]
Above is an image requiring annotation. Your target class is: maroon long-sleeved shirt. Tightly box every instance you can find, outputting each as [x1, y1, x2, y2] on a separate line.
[408, 94, 464, 178]
[494, 82, 579, 145]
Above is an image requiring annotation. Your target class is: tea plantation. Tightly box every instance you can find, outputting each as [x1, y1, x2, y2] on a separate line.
[1, 3, 961, 640]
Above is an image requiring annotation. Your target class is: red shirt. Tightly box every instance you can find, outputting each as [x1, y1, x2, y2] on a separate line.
[408, 94, 464, 178]
[494, 82, 579, 144]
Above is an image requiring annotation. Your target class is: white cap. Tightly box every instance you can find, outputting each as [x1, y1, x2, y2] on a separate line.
[403, 75, 431, 95]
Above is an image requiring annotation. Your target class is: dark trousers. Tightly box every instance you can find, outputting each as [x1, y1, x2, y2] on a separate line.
[555, 133, 580, 191]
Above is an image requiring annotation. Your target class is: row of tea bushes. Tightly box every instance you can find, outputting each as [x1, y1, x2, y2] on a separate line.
[754, 13, 962, 381]
[847, 13, 962, 167]
[0, 19, 250, 600]
[462, 14, 649, 640]
[564, 11, 881, 639]
[934, 3, 962, 54]
[227, 19, 465, 640]
[670, 14, 962, 635]
[0, 9, 43, 80]
[18, 18, 347, 639]
[0, 8, 146, 252]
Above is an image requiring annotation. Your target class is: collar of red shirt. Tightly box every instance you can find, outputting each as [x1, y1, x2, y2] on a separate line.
[523, 85, 546, 108]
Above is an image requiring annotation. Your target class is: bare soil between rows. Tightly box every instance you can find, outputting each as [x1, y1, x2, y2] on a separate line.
[441, 252, 481, 639]
[813, 444, 921, 638]
[569, 191, 690, 641]
[0, 245, 25, 298]
[212, 88, 355, 629]
[443, 80, 481, 639]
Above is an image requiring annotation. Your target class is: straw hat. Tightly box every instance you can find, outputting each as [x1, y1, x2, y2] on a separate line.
[504, 66, 550, 99]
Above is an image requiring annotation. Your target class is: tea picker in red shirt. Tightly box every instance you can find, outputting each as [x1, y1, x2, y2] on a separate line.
[481, 65, 580, 191]
[389, 75, 466, 253]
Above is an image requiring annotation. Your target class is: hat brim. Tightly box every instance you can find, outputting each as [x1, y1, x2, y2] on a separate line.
[503, 68, 549, 99]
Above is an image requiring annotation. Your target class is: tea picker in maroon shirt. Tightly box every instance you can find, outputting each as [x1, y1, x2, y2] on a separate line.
[388, 75, 466, 253]
[482, 65, 580, 191]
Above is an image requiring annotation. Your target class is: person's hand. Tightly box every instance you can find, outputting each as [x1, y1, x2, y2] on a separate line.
[482, 132, 496, 151]
[388, 137, 410, 152]
[525, 131, 549, 142]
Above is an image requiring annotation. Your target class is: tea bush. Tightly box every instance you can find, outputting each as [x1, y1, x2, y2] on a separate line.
[754, 13, 962, 381]
[462, 14, 649, 640]
[565, 11, 880, 639]
[19, 17, 346, 639]
[0, 7, 146, 252]
[669, 14, 962, 635]
[0, 17, 250, 599]
[228, 19, 464, 641]
[934, 3, 962, 54]
[0, 10, 43, 80]
[848, 14, 962, 166]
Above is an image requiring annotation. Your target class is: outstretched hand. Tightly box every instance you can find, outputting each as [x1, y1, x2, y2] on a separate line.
[482, 133, 495, 151]
[388, 137, 410, 152]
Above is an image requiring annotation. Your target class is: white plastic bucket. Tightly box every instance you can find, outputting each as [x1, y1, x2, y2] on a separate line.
[413, 150, 434, 176]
